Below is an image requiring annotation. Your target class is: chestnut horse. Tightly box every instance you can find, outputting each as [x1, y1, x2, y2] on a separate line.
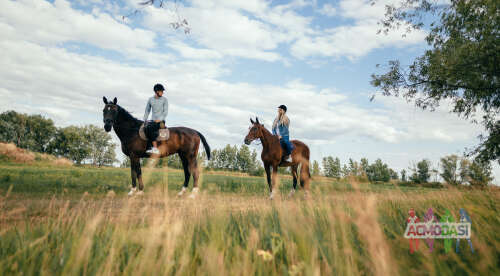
[244, 117, 310, 199]
[102, 97, 210, 198]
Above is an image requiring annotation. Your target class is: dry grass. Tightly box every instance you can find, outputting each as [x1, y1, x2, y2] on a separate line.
[0, 182, 498, 275]
[0, 160, 498, 275]
[0, 143, 72, 166]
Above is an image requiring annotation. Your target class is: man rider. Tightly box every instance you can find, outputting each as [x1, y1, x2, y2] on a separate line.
[143, 83, 168, 155]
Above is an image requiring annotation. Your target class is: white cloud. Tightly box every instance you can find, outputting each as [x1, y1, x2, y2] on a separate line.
[0, 0, 162, 63]
[290, 0, 426, 60]
[318, 3, 336, 17]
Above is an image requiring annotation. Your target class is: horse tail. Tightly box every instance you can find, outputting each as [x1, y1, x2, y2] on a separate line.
[302, 145, 311, 179]
[300, 144, 311, 188]
[196, 131, 211, 160]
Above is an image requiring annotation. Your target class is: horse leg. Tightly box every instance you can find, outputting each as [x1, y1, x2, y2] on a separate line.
[188, 155, 200, 199]
[270, 165, 278, 200]
[131, 156, 144, 195]
[289, 164, 298, 197]
[128, 157, 137, 196]
[178, 153, 190, 196]
[264, 163, 272, 192]
[300, 159, 311, 198]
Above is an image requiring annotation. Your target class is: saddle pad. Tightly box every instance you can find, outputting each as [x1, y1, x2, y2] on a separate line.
[139, 125, 170, 141]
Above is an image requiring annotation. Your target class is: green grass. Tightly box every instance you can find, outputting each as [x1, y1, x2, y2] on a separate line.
[0, 162, 498, 275]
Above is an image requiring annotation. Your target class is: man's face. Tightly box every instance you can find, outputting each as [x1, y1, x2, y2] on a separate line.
[156, 90, 164, 97]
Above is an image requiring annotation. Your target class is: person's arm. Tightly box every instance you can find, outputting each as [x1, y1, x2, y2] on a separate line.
[161, 98, 169, 121]
[143, 98, 151, 122]
[272, 118, 277, 135]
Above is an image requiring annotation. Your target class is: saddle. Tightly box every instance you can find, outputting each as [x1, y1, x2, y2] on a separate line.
[139, 122, 170, 141]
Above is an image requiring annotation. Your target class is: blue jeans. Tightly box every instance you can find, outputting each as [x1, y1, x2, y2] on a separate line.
[279, 135, 293, 155]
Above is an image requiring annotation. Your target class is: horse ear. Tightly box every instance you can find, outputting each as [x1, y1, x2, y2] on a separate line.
[250, 118, 255, 124]
[113, 97, 117, 105]
[256, 117, 260, 124]
[103, 97, 108, 104]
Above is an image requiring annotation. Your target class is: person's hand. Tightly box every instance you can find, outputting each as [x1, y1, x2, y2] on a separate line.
[154, 120, 161, 123]
[278, 135, 282, 139]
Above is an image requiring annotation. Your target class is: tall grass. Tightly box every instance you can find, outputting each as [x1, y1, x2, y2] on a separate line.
[0, 162, 498, 275]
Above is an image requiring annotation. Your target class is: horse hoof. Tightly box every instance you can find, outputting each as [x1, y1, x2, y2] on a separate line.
[177, 187, 187, 197]
[136, 190, 144, 196]
[128, 188, 137, 196]
[269, 192, 275, 200]
[189, 187, 199, 199]
[288, 189, 296, 197]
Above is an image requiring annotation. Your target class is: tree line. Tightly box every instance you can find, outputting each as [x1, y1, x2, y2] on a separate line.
[320, 155, 493, 187]
[0, 110, 116, 166]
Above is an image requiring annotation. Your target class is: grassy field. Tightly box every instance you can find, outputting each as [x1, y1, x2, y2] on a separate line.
[0, 161, 499, 275]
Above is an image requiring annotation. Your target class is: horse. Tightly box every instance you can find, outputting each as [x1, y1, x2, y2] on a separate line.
[102, 97, 210, 198]
[244, 117, 311, 199]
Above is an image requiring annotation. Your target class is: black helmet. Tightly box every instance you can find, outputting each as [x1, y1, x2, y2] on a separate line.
[278, 105, 287, 112]
[154, 83, 165, 92]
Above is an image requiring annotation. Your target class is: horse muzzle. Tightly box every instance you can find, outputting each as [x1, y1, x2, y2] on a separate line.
[104, 120, 113, 132]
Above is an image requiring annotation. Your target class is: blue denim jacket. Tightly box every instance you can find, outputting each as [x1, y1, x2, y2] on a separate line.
[272, 122, 289, 137]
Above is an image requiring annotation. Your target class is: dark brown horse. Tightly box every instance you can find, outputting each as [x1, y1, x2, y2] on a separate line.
[244, 117, 310, 199]
[102, 97, 210, 198]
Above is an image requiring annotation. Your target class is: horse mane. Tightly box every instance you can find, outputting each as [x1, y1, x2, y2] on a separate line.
[117, 105, 143, 128]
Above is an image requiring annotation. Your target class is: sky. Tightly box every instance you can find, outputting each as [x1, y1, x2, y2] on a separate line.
[0, 0, 497, 183]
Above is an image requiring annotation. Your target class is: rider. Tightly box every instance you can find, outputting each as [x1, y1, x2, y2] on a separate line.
[272, 105, 293, 162]
[143, 83, 169, 155]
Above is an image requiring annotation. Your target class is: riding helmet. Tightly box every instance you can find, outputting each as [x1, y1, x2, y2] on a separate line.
[278, 105, 287, 112]
[154, 83, 165, 92]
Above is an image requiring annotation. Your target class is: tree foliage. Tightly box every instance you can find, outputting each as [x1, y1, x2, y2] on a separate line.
[372, 0, 500, 163]
[366, 159, 391, 182]
[312, 160, 320, 176]
[0, 111, 116, 166]
[205, 144, 263, 175]
[410, 159, 431, 183]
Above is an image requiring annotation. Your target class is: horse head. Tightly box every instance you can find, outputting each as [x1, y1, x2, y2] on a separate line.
[244, 117, 263, 145]
[102, 96, 118, 132]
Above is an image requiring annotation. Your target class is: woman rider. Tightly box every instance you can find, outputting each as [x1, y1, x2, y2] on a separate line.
[272, 105, 293, 162]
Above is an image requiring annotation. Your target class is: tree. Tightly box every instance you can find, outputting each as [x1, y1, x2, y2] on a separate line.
[459, 158, 493, 187]
[410, 159, 431, 183]
[372, 0, 500, 163]
[125, 0, 190, 34]
[312, 160, 320, 176]
[366, 159, 391, 182]
[440, 155, 460, 185]
[389, 169, 399, 180]
[360, 158, 369, 175]
[25, 114, 57, 153]
[322, 156, 341, 178]
[0, 110, 28, 147]
[401, 169, 407, 182]
[349, 158, 360, 176]
[341, 164, 350, 178]
[468, 160, 493, 187]
[236, 144, 252, 172]
[50, 126, 90, 164]
[84, 125, 116, 166]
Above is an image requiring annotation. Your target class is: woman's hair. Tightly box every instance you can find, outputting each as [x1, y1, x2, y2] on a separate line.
[273, 113, 290, 129]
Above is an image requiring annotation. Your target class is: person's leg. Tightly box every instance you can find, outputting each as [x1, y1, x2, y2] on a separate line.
[283, 136, 292, 155]
[282, 136, 292, 161]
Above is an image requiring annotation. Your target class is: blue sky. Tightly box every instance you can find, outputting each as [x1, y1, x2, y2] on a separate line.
[0, 0, 497, 183]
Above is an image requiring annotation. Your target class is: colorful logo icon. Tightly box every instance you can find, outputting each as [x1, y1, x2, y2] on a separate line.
[404, 208, 473, 254]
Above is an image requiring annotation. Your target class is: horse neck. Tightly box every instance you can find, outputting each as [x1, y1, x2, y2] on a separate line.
[259, 126, 276, 150]
[113, 108, 140, 142]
